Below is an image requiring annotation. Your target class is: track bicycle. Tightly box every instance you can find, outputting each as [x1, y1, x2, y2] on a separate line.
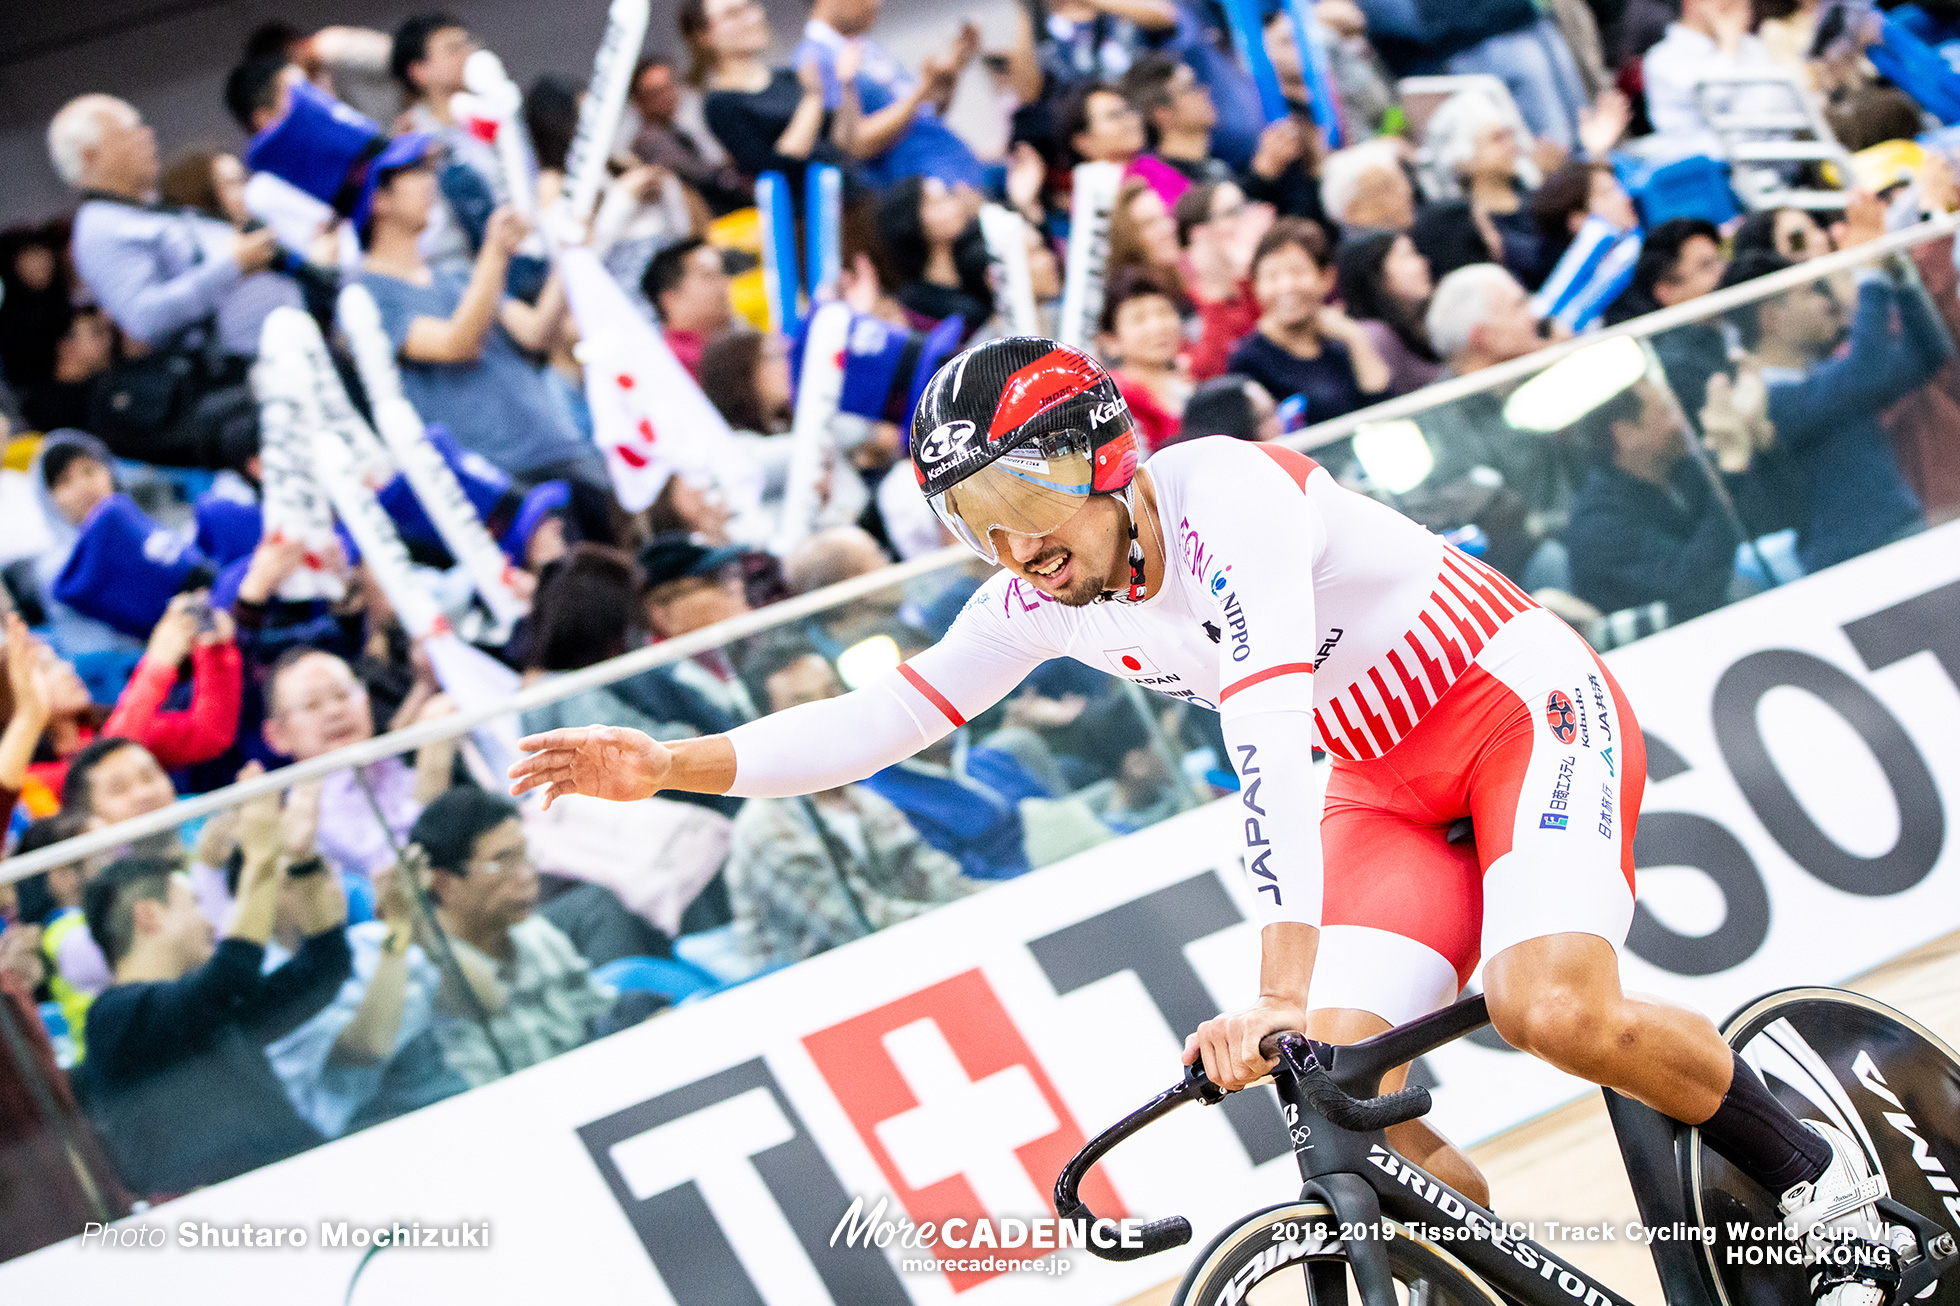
[1056, 988, 1960, 1306]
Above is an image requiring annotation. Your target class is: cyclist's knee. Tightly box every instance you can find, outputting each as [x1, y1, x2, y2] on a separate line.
[1488, 985, 1627, 1071]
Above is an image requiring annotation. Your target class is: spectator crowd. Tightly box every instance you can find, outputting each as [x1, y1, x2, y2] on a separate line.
[4, 0, 1960, 1254]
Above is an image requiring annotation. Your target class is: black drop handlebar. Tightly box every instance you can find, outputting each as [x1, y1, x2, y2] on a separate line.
[1052, 1031, 1434, 1262]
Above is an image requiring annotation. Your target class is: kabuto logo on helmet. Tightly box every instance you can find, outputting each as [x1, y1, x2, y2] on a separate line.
[916, 419, 977, 467]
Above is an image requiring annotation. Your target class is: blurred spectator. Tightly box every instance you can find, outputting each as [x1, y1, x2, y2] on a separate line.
[631, 55, 752, 216]
[0, 222, 75, 408]
[639, 534, 757, 721]
[66, 592, 245, 788]
[30, 431, 143, 661]
[1098, 269, 1191, 448]
[19, 816, 105, 1055]
[260, 844, 466, 1139]
[410, 789, 616, 1087]
[1121, 53, 1229, 185]
[793, 0, 984, 190]
[1611, 218, 1729, 414]
[1731, 207, 1831, 264]
[1532, 160, 1640, 271]
[0, 909, 129, 1259]
[54, 95, 285, 468]
[641, 236, 735, 380]
[1175, 375, 1283, 443]
[594, 164, 706, 314]
[1107, 178, 1187, 293]
[860, 627, 1053, 880]
[1379, 4, 1589, 150]
[518, 545, 744, 775]
[1418, 91, 1544, 287]
[1058, 81, 1187, 205]
[158, 150, 250, 226]
[1334, 232, 1445, 395]
[1641, 0, 1785, 162]
[699, 330, 791, 437]
[784, 526, 903, 654]
[24, 307, 115, 434]
[1227, 218, 1390, 420]
[61, 738, 181, 855]
[1562, 380, 1743, 620]
[259, 648, 456, 885]
[1251, 15, 1341, 223]
[1320, 139, 1418, 235]
[1175, 180, 1269, 382]
[724, 643, 975, 967]
[683, 0, 857, 201]
[391, 13, 506, 264]
[1527, 160, 1642, 333]
[878, 176, 995, 328]
[1724, 251, 1951, 571]
[1425, 263, 1547, 375]
[77, 790, 352, 1196]
[358, 141, 613, 537]
[521, 73, 581, 201]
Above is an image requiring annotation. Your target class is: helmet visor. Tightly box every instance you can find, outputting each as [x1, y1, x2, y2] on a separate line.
[926, 436, 1096, 564]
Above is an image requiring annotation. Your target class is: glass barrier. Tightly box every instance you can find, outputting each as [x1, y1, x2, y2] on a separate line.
[0, 216, 1955, 1258]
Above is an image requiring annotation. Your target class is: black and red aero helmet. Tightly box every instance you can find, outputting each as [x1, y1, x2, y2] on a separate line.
[910, 337, 1140, 562]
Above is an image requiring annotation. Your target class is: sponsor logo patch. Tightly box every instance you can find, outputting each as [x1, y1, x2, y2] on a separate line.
[1540, 813, 1568, 830]
[1545, 690, 1578, 745]
[917, 419, 976, 467]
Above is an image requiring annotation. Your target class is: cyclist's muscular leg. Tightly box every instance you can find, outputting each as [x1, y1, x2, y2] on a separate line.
[1484, 931, 1828, 1194]
[1309, 1006, 1490, 1208]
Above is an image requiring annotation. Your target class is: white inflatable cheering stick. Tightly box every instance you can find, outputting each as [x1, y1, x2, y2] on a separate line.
[454, 48, 547, 256]
[1057, 162, 1123, 350]
[774, 300, 852, 557]
[978, 204, 1042, 337]
[250, 309, 349, 602]
[556, 0, 652, 242]
[337, 284, 531, 639]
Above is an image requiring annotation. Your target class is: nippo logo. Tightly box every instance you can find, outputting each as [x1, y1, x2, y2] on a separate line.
[1545, 690, 1578, 745]
[917, 420, 976, 467]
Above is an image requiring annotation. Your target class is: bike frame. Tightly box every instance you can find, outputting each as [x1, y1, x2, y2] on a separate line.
[1057, 991, 1905, 1306]
[1280, 994, 1647, 1306]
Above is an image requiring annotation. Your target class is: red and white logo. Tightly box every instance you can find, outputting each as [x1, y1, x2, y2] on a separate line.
[801, 970, 1122, 1292]
[1105, 646, 1158, 676]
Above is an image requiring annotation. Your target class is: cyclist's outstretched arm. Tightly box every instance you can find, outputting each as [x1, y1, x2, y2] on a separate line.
[510, 586, 1056, 807]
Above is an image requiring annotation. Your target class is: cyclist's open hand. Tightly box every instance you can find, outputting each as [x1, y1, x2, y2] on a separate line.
[1184, 997, 1309, 1091]
[508, 726, 672, 810]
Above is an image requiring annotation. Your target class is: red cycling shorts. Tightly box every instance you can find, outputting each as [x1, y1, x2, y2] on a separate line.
[1310, 607, 1648, 1026]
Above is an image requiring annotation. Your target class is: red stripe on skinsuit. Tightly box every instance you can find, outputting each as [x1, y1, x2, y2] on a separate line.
[898, 664, 966, 727]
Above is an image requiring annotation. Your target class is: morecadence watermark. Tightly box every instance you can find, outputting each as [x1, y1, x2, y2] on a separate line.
[831, 1196, 1150, 1275]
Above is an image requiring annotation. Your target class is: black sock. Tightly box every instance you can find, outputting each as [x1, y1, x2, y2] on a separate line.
[1694, 1050, 1832, 1193]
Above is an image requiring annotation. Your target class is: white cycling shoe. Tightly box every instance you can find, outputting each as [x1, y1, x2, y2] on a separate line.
[1779, 1120, 1900, 1306]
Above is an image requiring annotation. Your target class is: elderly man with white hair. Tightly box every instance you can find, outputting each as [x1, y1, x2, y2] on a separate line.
[1318, 140, 1419, 235]
[51, 93, 295, 466]
[1424, 263, 1559, 376]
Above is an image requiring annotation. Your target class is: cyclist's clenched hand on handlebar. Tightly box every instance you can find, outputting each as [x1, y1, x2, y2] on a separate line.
[1184, 996, 1310, 1091]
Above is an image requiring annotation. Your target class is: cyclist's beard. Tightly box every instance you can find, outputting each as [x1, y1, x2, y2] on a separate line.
[1025, 543, 1109, 606]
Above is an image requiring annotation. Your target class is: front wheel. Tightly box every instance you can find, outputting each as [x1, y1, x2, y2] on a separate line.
[1172, 1199, 1510, 1306]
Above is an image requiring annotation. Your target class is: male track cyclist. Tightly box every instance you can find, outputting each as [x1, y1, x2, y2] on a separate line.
[511, 338, 1895, 1306]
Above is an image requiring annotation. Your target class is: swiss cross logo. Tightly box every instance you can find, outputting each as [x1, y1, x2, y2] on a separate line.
[802, 969, 1123, 1292]
[1105, 646, 1157, 676]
